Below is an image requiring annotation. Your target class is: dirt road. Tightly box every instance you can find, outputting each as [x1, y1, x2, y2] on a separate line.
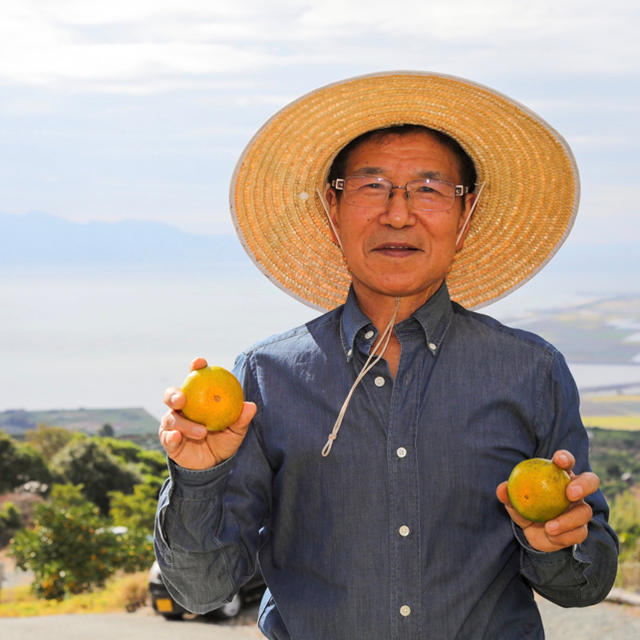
[0, 606, 263, 640]
[1, 599, 640, 639]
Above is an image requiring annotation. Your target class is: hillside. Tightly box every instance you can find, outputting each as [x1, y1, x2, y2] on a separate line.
[0, 211, 248, 267]
[504, 296, 640, 365]
[0, 407, 157, 438]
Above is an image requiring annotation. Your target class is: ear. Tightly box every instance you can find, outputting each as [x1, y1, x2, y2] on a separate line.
[455, 192, 476, 251]
[325, 186, 342, 245]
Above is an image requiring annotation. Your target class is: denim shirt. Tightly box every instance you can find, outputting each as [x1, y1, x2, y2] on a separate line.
[154, 283, 618, 640]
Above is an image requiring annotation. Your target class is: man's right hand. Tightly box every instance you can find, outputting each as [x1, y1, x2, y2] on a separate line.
[158, 357, 257, 470]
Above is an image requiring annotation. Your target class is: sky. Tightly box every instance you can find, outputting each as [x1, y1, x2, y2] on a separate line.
[1, 0, 639, 241]
[1, 0, 639, 416]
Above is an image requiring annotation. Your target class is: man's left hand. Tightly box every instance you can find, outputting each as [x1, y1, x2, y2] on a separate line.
[496, 450, 600, 553]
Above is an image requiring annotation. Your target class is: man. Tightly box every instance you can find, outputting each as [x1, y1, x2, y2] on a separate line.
[155, 73, 618, 639]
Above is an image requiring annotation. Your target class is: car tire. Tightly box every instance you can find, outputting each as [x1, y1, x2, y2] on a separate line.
[217, 593, 242, 619]
[161, 612, 183, 620]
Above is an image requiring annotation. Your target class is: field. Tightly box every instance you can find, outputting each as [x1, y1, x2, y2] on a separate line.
[582, 394, 640, 431]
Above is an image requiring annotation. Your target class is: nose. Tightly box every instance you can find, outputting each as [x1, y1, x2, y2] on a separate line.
[381, 187, 414, 228]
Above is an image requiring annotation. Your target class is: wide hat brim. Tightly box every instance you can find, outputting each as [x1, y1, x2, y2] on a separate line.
[230, 71, 579, 311]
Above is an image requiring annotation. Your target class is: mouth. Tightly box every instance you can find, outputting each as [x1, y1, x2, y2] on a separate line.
[372, 243, 421, 257]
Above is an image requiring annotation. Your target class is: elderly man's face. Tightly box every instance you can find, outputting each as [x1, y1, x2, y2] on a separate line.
[328, 131, 475, 308]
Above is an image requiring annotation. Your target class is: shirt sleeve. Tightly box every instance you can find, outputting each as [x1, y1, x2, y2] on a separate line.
[153, 351, 273, 614]
[516, 349, 619, 607]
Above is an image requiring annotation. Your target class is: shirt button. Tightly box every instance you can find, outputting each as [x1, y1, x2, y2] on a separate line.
[347, 348, 353, 357]
[398, 525, 410, 537]
[364, 330, 375, 339]
[374, 376, 385, 387]
[400, 605, 411, 617]
[396, 447, 407, 458]
[428, 342, 437, 352]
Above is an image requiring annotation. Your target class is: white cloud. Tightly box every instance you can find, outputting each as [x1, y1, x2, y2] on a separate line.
[0, 0, 638, 92]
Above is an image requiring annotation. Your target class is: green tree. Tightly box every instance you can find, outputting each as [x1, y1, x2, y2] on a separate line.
[9, 485, 121, 599]
[609, 489, 640, 562]
[108, 483, 157, 572]
[0, 431, 52, 493]
[25, 425, 74, 459]
[0, 501, 22, 546]
[98, 423, 115, 438]
[109, 483, 158, 532]
[52, 438, 140, 514]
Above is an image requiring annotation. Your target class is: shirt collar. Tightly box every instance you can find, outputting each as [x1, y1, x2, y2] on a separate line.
[340, 286, 372, 358]
[339, 282, 454, 360]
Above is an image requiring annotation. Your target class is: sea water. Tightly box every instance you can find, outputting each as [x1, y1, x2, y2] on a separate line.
[1, 265, 638, 420]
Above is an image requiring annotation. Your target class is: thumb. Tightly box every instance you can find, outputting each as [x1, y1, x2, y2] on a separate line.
[227, 402, 257, 436]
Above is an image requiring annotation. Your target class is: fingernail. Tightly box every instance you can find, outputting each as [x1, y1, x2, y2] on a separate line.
[557, 453, 568, 465]
[171, 393, 181, 404]
[547, 521, 559, 533]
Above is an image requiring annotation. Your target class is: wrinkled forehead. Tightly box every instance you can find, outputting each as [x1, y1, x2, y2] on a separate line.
[344, 131, 462, 173]
[329, 124, 475, 186]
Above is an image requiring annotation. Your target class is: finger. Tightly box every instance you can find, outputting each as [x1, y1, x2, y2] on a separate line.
[496, 481, 510, 506]
[544, 523, 589, 548]
[566, 471, 600, 502]
[545, 501, 593, 536]
[163, 387, 186, 410]
[190, 357, 208, 371]
[160, 428, 183, 455]
[226, 402, 258, 436]
[552, 449, 575, 472]
[161, 409, 208, 440]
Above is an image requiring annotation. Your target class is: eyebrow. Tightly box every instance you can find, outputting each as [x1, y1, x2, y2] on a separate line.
[352, 167, 451, 181]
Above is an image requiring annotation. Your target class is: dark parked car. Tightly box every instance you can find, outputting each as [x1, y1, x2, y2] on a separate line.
[148, 560, 266, 620]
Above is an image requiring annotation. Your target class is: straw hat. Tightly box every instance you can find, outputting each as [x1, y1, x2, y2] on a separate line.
[230, 71, 579, 311]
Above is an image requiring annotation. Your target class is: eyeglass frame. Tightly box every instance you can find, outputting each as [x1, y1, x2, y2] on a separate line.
[330, 175, 470, 212]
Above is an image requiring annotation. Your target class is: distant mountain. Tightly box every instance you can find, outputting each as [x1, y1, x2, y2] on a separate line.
[504, 295, 640, 365]
[0, 211, 248, 266]
[0, 407, 157, 438]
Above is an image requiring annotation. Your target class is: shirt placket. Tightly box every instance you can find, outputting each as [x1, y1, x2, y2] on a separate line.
[387, 330, 424, 639]
[355, 324, 425, 639]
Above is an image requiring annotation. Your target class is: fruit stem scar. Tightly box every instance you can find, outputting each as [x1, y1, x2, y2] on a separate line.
[214, 395, 222, 402]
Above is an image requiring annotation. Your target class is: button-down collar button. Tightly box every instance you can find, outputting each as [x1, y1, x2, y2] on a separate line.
[398, 525, 410, 537]
[428, 342, 437, 352]
[347, 348, 353, 357]
[400, 605, 411, 617]
[396, 447, 407, 458]
[364, 329, 375, 340]
[374, 376, 385, 387]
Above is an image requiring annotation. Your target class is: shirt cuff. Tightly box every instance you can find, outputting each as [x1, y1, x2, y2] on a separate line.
[168, 456, 235, 499]
[511, 521, 577, 563]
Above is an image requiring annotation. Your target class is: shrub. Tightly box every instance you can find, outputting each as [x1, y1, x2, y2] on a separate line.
[0, 432, 52, 493]
[9, 485, 122, 599]
[51, 438, 140, 515]
[0, 501, 22, 546]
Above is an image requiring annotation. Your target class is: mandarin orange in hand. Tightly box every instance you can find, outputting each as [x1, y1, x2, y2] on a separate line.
[181, 365, 244, 431]
[507, 458, 571, 523]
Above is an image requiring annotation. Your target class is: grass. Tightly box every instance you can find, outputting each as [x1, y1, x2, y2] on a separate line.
[0, 571, 148, 617]
[586, 395, 640, 403]
[582, 416, 640, 430]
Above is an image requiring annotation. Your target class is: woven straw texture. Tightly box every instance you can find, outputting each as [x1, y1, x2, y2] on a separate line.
[230, 72, 578, 310]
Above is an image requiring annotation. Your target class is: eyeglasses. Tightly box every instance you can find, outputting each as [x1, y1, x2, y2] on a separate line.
[331, 175, 469, 213]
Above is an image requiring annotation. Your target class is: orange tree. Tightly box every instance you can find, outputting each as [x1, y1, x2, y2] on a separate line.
[9, 484, 122, 599]
[108, 483, 157, 572]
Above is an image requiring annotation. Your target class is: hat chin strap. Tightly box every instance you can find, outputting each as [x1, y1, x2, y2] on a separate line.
[316, 183, 482, 457]
[456, 181, 485, 247]
[317, 186, 401, 457]
[321, 297, 400, 457]
[317, 186, 345, 253]
[318, 183, 485, 252]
